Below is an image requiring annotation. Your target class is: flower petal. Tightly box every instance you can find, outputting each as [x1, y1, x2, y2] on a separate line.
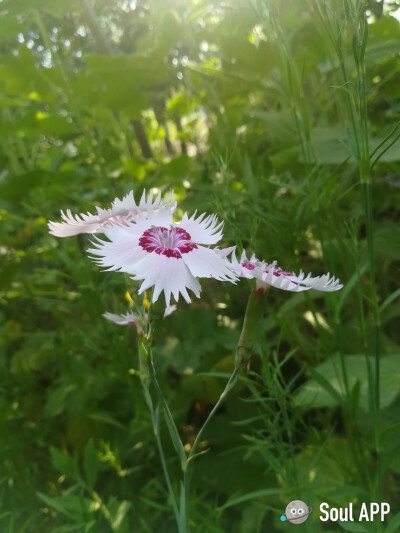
[48, 189, 176, 238]
[103, 311, 138, 325]
[164, 304, 177, 317]
[179, 211, 224, 245]
[181, 246, 238, 282]
[48, 210, 101, 237]
[88, 238, 147, 273]
[110, 190, 136, 216]
[233, 250, 343, 293]
[131, 253, 201, 306]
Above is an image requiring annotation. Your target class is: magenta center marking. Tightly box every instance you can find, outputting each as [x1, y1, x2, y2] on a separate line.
[242, 261, 293, 277]
[264, 267, 292, 277]
[241, 262, 256, 271]
[139, 226, 197, 258]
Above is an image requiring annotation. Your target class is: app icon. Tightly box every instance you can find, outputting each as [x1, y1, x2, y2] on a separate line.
[280, 500, 313, 524]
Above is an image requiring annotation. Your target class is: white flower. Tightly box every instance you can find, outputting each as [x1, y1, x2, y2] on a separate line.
[103, 311, 139, 325]
[103, 304, 177, 325]
[163, 304, 177, 317]
[231, 250, 343, 292]
[89, 210, 238, 306]
[48, 189, 176, 237]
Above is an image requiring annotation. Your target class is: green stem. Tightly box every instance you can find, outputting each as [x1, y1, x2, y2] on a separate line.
[354, 4, 381, 498]
[182, 283, 268, 531]
[182, 362, 241, 530]
[147, 354, 187, 465]
[136, 284, 268, 532]
[316, 0, 382, 500]
[187, 364, 242, 467]
[144, 337, 188, 532]
[138, 336, 181, 530]
[236, 282, 269, 365]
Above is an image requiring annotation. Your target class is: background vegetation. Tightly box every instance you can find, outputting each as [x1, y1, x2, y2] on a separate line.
[0, 0, 399, 531]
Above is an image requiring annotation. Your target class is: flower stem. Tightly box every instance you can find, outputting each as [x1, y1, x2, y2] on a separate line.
[182, 363, 241, 530]
[182, 282, 268, 531]
[138, 333, 182, 530]
[143, 343, 189, 533]
[137, 283, 267, 532]
[147, 350, 187, 468]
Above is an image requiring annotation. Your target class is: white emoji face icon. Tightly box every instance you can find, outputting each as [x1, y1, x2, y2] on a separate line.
[283, 500, 312, 524]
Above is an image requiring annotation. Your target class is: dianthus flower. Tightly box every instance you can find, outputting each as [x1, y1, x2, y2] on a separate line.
[232, 251, 343, 292]
[103, 305, 176, 325]
[48, 190, 176, 237]
[89, 202, 237, 305]
[103, 311, 140, 325]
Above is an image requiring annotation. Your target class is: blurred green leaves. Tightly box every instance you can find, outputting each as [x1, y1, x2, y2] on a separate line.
[50, 447, 80, 481]
[0, 0, 399, 532]
[295, 354, 400, 411]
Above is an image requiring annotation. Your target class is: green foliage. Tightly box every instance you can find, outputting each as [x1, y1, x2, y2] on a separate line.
[0, 0, 399, 531]
[295, 355, 400, 410]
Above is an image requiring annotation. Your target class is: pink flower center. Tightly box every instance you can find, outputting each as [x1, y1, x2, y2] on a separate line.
[139, 226, 197, 258]
[241, 261, 292, 277]
[242, 261, 256, 271]
[264, 267, 292, 277]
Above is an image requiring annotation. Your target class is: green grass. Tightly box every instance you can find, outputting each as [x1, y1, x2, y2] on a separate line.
[0, 0, 399, 531]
